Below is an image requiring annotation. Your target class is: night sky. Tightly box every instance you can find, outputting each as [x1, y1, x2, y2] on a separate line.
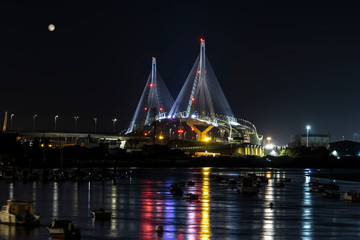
[0, 1, 360, 145]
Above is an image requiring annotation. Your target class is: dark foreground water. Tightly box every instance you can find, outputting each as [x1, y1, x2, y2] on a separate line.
[0, 168, 360, 239]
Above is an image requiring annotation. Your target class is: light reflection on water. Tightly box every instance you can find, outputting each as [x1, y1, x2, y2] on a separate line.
[1, 168, 360, 239]
[302, 169, 313, 240]
[201, 167, 211, 239]
[262, 171, 274, 240]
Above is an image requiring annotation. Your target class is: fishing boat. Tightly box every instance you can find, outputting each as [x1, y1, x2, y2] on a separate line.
[0, 200, 40, 226]
[47, 219, 80, 239]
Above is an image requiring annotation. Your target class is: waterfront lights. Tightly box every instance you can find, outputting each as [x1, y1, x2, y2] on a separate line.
[74, 116, 79, 132]
[112, 118, 117, 134]
[54, 115, 59, 131]
[306, 125, 311, 147]
[10, 114, 14, 130]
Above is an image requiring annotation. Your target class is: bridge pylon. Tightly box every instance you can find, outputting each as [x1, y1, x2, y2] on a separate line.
[126, 57, 174, 135]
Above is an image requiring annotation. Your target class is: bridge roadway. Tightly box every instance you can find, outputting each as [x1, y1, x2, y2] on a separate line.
[16, 131, 152, 148]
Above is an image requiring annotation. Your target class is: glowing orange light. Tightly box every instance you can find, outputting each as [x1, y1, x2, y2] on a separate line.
[200, 38, 204, 42]
[149, 83, 154, 87]
[160, 107, 163, 111]
[177, 129, 184, 133]
[144, 133, 148, 136]
[192, 98, 195, 101]
[144, 107, 148, 111]
[197, 70, 200, 74]
[191, 127, 194, 131]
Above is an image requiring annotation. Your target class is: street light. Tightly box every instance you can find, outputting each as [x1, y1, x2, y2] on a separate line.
[306, 125, 311, 147]
[74, 116, 79, 132]
[266, 136, 272, 144]
[54, 115, 59, 131]
[112, 118, 117, 134]
[10, 114, 14, 130]
[93, 118, 97, 132]
[33, 114, 37, 131]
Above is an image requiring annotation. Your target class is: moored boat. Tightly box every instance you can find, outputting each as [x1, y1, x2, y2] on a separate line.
[344, 190, 360, 201]
[47, 219, 80, 239]
[237, 176, 258, 194]
[0, 200, 40, 226]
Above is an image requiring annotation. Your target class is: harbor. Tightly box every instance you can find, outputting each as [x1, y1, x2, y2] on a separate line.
[0, 168, 360, 239]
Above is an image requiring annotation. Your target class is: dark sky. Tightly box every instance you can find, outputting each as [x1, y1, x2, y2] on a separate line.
[0, 1, 360, 145]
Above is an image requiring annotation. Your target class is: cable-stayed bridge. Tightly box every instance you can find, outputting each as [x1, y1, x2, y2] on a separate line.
[126, 39, 263, 148]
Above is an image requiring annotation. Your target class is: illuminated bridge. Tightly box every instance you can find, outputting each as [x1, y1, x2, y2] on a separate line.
[126, 39, 263, 155]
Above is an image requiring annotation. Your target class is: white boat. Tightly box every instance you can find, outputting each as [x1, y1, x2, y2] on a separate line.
[344, 190, 360, 201]
[0, 200, 40, 225]
[237, 177, 258, 194]
[90, 209, 112, 219]
[47, 219, 80, 239]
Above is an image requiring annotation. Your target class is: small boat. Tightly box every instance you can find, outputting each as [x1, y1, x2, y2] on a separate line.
[47, 219, 80, 239]
[344, 190, 360, 201]
[90, 208, 112, 219]
[322, 191, 340, 199]
[186, 193, 199, 200]
[237, 177, 258, 194]
[0, 200, 40, 226]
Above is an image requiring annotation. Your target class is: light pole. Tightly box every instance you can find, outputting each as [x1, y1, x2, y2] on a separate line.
[74, 116, 79, 132]
[54, 115, 59, 131]
[93, 118, 97, 132]
[112, 118, 117, 134]
[10, 114, 14, 130]
[33, 114, 37, 131]
[306, 125, 311, 147]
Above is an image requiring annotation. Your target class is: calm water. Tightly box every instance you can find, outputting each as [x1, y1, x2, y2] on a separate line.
[0, 168, 360, 239]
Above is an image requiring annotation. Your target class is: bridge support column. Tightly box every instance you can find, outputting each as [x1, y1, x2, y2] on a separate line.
[186, 122, 214, 141]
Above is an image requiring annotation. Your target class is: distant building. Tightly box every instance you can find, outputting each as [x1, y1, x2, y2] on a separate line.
[329, 140, 360, 158]
[288, 132, 330, 148]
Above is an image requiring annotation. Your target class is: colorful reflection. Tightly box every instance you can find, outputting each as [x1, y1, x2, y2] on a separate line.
[201, 167, 211, 239]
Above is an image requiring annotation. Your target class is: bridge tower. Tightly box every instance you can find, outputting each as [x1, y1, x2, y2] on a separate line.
[169, 39, 234, 141]
[126, 57, 174, 135]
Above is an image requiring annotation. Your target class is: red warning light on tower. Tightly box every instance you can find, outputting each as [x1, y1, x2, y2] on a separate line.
[144, 107, 148, 111]
[200, 38, 204, 42]
[149, 83, 154, 87]
[192, 98, 195, 102]
[144, 132, 148, 136]
[160, 107, 163, 111]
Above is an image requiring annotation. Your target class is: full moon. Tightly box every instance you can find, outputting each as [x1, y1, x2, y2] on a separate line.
[48, 24, 55, 32]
